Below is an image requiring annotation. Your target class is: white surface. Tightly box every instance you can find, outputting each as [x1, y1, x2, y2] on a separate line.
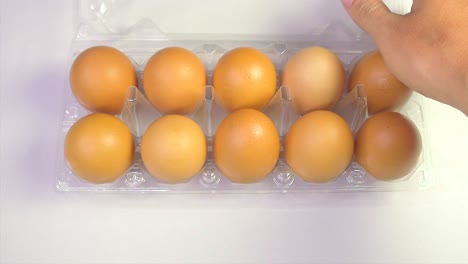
[1, 1, 468, 263]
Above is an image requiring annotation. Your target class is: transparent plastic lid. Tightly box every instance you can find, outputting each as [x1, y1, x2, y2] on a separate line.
[75, 0, 410, 41]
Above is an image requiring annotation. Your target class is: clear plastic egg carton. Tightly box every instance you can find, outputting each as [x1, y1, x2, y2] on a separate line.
[56, 0, 433, 192]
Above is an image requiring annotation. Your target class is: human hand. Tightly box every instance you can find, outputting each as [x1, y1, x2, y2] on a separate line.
[341, 0, 468, 115]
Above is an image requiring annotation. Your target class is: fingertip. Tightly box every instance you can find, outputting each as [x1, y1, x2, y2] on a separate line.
[341, 0, 354, 9]
[346, 0, 400, 38]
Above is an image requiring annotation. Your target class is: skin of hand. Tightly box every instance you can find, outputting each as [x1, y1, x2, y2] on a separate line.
[341, 0, 468, 115]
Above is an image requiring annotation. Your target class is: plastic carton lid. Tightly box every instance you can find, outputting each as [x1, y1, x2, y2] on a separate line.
[75, 0, 410, 41]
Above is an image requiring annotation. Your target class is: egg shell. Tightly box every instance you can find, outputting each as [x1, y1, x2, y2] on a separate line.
[141, 115, 207, 183]
[355, 111, 422, 181]
[282, 46, 346, 114]
[284, 110, 354, 183]
[70, 46, 137, 114]
[64, 113, 135, 184]
[213, 109, 280, 183]
[212, 47, 277, 112]
[348, 51, 413, 115]
[143, 47, 207, 115]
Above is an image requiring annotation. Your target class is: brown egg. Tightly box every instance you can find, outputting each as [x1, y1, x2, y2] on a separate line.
[141, 115, 207, 183]
[213, 109, 280, 183]
[212, 47, 277, 112]
[143, 47, 207, 115]
[284, 110, 354, 183]
[355, 112, 422, 181]
[64, 113, 135, 184]
[282, 46, 346, 114]
[70, 46, 137, 114]
[348, 51, 412, 115]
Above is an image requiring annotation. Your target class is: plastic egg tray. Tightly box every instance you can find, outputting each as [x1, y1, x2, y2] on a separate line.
[56, 0, 433, 192]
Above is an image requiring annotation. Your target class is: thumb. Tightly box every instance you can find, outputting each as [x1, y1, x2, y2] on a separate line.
[341, 0, 400, 40]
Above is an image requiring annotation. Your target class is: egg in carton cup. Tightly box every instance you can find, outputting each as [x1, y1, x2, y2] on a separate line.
[56, 0, 433, 192]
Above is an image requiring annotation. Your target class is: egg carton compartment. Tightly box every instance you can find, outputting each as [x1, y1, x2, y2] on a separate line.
[56, 41, 432, 193]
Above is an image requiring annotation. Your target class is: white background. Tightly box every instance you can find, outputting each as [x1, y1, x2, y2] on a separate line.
[1, 0, 468, 263]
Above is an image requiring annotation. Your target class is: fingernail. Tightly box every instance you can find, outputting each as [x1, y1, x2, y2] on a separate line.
[341, 0, 354, 9]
